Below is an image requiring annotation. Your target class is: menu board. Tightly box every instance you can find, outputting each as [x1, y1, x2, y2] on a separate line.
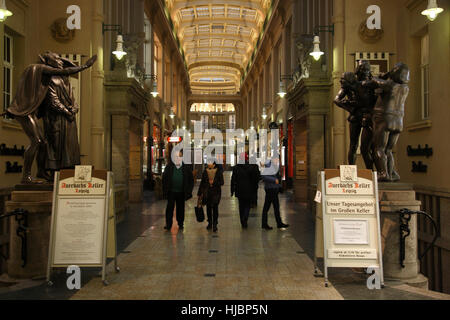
[314, 166, 384, 287]
[53, 197, 105, 265]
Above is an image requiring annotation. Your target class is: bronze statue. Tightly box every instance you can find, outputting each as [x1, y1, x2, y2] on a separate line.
[364, 63, 410, 182]
[334, 61, 377, 169]
[6, 52, 97, 183]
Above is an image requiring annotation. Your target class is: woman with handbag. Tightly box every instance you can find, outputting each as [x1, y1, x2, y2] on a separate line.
[197, 158, 224, 232]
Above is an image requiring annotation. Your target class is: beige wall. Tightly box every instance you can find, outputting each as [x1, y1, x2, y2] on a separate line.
[339, 0, 450, 191]
[395, 0, 450, 191]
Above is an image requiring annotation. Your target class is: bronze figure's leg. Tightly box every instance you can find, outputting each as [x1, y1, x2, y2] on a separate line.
[386, 132, 400, 182]
[372, 118, 389, 181]
[15, 114, 47, 184]
[360, 125, 374, 170]
[348, 121, 362, 165]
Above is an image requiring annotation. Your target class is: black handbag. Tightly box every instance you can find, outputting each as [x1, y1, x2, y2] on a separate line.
[195, 196, 205, 222]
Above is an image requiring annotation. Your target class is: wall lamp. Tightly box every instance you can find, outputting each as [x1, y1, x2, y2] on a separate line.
[164, 103, 175, 119]
[0, 0, 13, 22]
[262, 103, 271, 120]
[278, 75, 293, 98]
[102, 23, 127, 60]
[144, 74, 159, 98]
[422, 0, 444, 21]
[310, 25, 334, 61]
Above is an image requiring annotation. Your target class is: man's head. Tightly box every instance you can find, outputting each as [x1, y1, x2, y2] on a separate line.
[355, 60, 372, 81]
[390, 63, 410, 84]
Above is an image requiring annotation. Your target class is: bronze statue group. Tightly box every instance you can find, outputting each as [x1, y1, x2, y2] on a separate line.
[6, 52, 97, 184]
[334, 60, 410, 182]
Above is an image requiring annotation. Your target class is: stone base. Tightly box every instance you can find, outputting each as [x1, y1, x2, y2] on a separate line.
[379, 186, 428, 286]
[14, 183, 53, 192]
[5, 190, 53, 279]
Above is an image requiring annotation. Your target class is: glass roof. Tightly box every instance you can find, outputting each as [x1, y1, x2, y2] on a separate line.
[165, 0, 271, 95]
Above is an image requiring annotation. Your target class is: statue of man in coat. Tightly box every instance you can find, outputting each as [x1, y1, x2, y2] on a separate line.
[6, 52, 97, 184]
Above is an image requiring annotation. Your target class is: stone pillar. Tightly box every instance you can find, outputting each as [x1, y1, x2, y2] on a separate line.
[91, 0, 106, 169]
[332, 0, 346, 167]
[6, 190, 52, 279]
[379, 184, 428, 289]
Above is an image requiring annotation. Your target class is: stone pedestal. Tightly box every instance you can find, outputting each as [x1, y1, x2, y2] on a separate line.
[379, 183, 428, 289]
[5, 189, 52, 279]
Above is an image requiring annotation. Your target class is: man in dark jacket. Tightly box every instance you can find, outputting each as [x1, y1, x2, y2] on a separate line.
[261, 158, 289, 230]
[249, 155, 261, 208]
[162, 152, 194, 231]
[231, 153, 258, 229]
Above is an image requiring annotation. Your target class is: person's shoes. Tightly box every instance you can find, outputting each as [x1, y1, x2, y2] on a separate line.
[242, 223, 248, 229]
[164, 226, 171, 231]
[213, 225, 218, 233]
[277, 223, 290, 229]
[262, 225, 273, 230]
[178, 225, 184, 230]
[206, 223, 212, 230]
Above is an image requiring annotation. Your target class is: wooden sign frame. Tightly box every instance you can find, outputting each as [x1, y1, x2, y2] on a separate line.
[314, 168, 384, 288]
[46, 169, 119, 286]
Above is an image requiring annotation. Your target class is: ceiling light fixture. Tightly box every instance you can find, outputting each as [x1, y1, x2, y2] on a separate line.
[421, 0, 444, 21]
[0, 0, 13, 22]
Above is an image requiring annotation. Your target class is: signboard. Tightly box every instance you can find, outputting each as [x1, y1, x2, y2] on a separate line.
[167, 136, 182, 143]
[47, 166, 119, 286]
[314, 166, 384, 288]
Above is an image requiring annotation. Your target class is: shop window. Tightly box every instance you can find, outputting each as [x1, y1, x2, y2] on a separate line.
[421, 34, 430, 120]
[3, 33, 13, 117]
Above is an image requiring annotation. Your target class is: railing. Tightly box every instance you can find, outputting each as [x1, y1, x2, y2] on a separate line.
[416, 190, 450, 294]
[0, 188, 12, 274]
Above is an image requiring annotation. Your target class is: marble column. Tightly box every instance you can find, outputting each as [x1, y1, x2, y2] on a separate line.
[332, 0, 347, 167]
[91, 0, 106, 169]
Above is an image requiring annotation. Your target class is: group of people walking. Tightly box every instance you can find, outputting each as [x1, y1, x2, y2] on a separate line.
[162, 151, 289, 232]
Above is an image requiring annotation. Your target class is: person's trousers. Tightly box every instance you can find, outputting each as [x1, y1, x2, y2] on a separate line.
[207, 204, 219, 226]
[165, 192, 185, 228]
[262, 189, 282, 226]
[238, 198, 251, 227]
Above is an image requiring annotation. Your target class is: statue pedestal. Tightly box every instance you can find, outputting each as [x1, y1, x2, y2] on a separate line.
[379, 183, 428, 289]
[5, 187, 53, 279]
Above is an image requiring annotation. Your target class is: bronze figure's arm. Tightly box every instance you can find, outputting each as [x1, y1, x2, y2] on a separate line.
[47, 86, 76, 121]
[42, 55, 97, 76]
[333, 88, 355, 113]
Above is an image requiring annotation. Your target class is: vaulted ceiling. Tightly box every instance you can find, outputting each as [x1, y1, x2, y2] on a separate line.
[165, 0, 271, 95]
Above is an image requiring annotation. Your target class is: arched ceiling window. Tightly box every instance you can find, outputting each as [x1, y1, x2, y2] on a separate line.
[165, 0, 271, 95]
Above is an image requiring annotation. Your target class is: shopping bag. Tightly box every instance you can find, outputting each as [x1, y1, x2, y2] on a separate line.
[195, 196, 205, 222]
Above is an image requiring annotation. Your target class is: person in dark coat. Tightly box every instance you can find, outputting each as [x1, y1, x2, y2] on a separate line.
[162, 151, 194, 231]
[261, 157, 289, 230]
[198, 158, 224, 232]
[249, 155, 261, 208]
[231, 153, 259, 229]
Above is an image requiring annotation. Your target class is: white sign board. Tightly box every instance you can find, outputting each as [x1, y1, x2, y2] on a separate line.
[314, 168, 384, 287]
[47, 168, 119, 286]
[53, 197, 106, 265]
